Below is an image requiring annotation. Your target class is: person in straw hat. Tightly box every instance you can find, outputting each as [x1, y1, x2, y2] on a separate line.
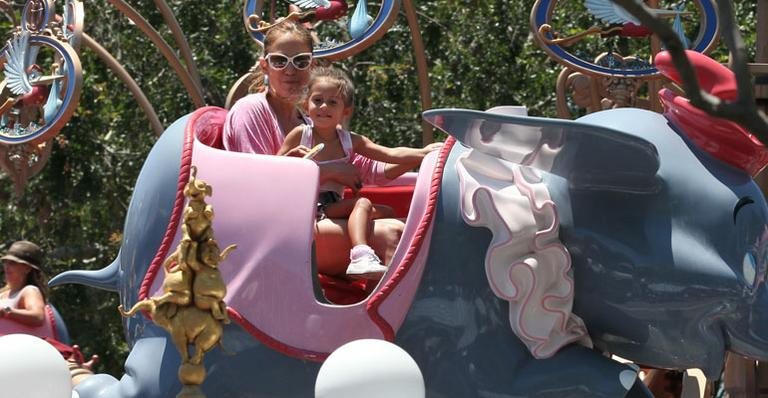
[0, 240, 47, 326]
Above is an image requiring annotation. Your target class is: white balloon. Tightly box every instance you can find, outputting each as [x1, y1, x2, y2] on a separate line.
[315, 339, 425, 398]
[0, 333, 72, 398]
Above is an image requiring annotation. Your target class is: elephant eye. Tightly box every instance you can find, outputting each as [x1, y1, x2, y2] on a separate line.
[743, 252, 757, 287]
[733, 197, 755, 223]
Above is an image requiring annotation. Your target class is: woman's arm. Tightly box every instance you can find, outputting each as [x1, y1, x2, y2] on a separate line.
[1, 286, 45, 327]
[318, 162, 363, 193]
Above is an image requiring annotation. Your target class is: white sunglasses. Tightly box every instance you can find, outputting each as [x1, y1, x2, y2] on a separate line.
[264, 52, 313, 70]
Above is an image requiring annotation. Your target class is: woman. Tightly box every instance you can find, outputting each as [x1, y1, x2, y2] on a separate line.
[223, 18, 416, 276]
[0, 240, 47, 327]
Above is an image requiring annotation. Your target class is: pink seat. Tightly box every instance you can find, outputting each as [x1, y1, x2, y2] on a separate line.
[190, 106, 228, 150]
[184, 106, 379, 304]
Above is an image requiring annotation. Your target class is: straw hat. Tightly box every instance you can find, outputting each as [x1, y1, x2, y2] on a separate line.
[0, 241, 44, 272]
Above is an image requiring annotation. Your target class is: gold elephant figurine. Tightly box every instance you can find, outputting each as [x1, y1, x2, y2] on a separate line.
[190, 239, 237, 322]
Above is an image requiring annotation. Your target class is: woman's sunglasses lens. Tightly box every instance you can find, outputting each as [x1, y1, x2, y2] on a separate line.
[267, 53, 312, 70]
[294, 56, 311, 69]
[269, 56, 289, 69]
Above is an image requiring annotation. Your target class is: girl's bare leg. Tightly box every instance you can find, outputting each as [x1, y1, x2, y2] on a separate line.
[324, 198, 372, 247]
[324, 199, 397, 248]
[314, 217, 404, 276]
[349, 198, 373, 246]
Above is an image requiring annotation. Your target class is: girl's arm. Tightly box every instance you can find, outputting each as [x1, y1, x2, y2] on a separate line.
[381, 146, 438, 179]
[279, 126, 364, 191]
[351, 133, 439, 164]
[382, 161, 419, 180]
[277, 126, 309, 157]
[353, 136, 442, 179]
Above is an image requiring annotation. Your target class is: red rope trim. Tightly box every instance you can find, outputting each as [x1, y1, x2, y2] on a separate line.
[366, 137, 456, 340]
[45, 305, 59, 342]
[228, 307, 330, 362]
[138, 107, 218, 300]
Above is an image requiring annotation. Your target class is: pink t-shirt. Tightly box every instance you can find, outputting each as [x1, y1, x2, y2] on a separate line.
[223, 92, 390, 186]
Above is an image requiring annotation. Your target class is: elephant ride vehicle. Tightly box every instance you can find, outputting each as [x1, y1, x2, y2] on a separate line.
[50, 49, 768, 397]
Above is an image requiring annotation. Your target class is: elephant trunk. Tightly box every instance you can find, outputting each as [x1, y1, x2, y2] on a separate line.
[49, 257, 121, 292]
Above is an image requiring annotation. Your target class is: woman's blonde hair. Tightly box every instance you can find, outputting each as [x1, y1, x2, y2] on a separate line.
[248, 20, 314, 93]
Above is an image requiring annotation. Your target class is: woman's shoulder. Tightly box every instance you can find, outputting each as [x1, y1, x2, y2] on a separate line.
[225, 92, 275, 129]
[20, 285, 43, 297]
[230, 92, 269, 111]
[223, 91, 275, 144]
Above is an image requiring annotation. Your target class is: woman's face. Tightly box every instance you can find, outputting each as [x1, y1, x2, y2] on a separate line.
[2, 260, 31, 287]
[260, 34, 313, 101]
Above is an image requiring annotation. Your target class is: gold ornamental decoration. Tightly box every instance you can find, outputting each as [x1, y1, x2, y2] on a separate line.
[119, 166, 236, 397]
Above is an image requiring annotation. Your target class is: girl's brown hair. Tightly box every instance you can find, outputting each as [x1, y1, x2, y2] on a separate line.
[248, 20, 314, 93]
[308, 66, 355, 107]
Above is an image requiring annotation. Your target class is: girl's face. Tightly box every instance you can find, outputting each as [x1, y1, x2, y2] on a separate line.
[260, 34, 313, 101]
[305, 80, 352, 131]
[2, 260, 31, 288]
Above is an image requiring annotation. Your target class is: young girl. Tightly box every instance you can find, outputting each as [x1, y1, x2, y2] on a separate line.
[278, 66, 440, 279]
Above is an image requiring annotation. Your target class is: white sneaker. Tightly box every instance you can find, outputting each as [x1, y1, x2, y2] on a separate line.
[347, 245, 388, 280]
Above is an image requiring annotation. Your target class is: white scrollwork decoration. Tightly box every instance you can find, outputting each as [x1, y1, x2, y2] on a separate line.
[455, 107, 592, 358]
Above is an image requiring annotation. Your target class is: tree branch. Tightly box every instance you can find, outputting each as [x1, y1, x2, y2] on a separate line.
[610, 0, 768, 144]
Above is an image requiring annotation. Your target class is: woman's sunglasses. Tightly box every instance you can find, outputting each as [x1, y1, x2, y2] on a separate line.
[264, 52, 313, 70]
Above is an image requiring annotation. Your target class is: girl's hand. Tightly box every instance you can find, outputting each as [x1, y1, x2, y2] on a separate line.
[283, 145, 310, 157]
[421, 142, 443, 155]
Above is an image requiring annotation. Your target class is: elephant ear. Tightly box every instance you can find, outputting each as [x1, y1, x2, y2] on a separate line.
[423, 108, 660, 193]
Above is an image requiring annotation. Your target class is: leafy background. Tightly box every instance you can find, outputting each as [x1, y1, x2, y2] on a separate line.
[0, 0, 759, 376]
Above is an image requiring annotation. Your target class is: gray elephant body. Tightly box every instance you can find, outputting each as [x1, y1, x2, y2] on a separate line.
[55, 107, 768, 397]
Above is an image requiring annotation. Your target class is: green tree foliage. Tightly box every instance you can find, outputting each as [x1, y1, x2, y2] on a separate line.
[0, 0, 252, 375]
[0, 0, 759, 377]
[347, 0, 563, 148]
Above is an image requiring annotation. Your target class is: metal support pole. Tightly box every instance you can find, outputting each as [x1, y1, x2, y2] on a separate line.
[755, 0, 768, 113]
[401, 0, 434, 145]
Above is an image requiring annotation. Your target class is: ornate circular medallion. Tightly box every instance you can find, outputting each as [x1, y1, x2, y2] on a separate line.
[530, 0, 719, 77]
[0, 33, 82, 145]
[243, 0, 400, 61]
[22, 0, 54, 33]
